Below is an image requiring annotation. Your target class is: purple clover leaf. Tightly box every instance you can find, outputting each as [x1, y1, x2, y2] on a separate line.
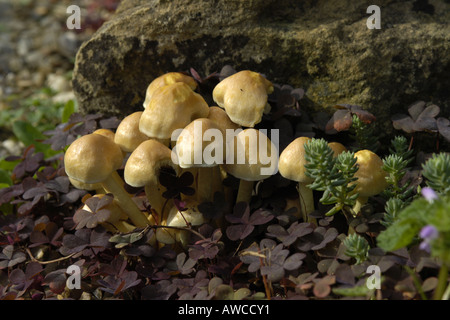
[225, 203, 274, 241]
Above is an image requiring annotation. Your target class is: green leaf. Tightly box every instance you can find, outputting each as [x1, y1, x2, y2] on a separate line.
[377, 218, 422, 252]
[332, 284, 373, 297]
[0, 169, 12, 187]
[12, 120, 58, 158]
[62, 100, 76, 123]
[426, 196, 450, 232]
[0, 183, 10, 189]
[0, 159, 18, 171]
[12, 120, 46, 146]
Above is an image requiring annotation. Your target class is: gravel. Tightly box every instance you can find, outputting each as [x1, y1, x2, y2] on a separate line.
[0, 0, 118, 157]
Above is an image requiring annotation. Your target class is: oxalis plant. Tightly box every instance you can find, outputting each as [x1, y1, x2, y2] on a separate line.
[377, 152, 450, 300]
[304, 138, 359, 221]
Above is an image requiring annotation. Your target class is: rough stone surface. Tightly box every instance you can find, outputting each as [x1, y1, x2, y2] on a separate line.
[72, 0, 450, 134]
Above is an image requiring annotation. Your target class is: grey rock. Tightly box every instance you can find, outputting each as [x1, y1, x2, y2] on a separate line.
[72, 0, 450, 136]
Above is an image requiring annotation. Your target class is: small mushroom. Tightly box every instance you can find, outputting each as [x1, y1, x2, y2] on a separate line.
[278, 137, 315, 223]
[139, 82, 209, 141]
[77, 194, 134, 233]
[207, 106, 242, 202]
[156, 200, 205, 246]
[143, 72, 198, 109]
[174, 118, 226, 203]
[124, 139, 180, 224]
[212, 70, 274, 127]
[64, 133, 149, 227]
[223, 128, 278, 203]
[351, 149, 388, 214]
[114, 112, 151, 153]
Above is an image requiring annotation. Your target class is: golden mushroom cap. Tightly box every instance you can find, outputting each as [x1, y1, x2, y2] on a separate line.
[64, 133, 124, 184]
[139, 82, 209, 140]
[212, 70, 274, 127]
[174, 118, 226, 169]
[68, 176, 102, 191]
[353, 149, 388, 197]
[114, 111, 150, 153]
[93, 128, 116, 141]
[328, 142, 347, 157]
[223, 128, 278, 181]
[278, 137, 313, 184]
[124, 139, 179, 188]
[207, 106, 241, 133]
[143, 72, 197, 109]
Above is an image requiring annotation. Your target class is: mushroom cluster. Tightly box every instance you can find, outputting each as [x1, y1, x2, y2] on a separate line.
[64, 69, 388, 248]
[64, 70, 278, 247]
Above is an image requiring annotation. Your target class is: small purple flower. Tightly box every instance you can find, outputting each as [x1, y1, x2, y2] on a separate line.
[420, 225, 439, 240]
[419, 225, 439, 253]
[421, 187, 438, 202]
[419, 241, 431, 253]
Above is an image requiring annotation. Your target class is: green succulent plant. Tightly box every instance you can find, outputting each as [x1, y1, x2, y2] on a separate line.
[350, 114, 379, 152]
[422, 152, 450, 195]
[389, 135, 414, 165]
[377, 152, 450, 300]
[381, 197, 406, 228]
[304, 138, 359, 217]
[343, 233, 370, 264]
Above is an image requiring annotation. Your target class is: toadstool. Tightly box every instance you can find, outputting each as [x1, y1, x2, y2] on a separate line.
[278, 137, 315, 223]
[139, 82, 209, 141]
[114, 111, 151, 153]
[143, 72, 198, 109]
[64, 133, 149, 227]
[212, 70, 274, 127]
[351, 149, 388, 214]
[223, 128, 278, 203]
[174, 118, 226, 203]
[124, 139, 180, 230]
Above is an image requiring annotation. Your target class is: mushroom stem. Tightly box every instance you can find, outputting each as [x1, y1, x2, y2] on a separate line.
[196, 167, 214, 203]
[155, 205, 178, 245]
[297, 182, 315, 223]
[197, 166, 222, 203]
[144, 183, 165, 217]
[236, 180, 254, 203]
[212, 165, 224, 196]
[101, 171, 149, 227]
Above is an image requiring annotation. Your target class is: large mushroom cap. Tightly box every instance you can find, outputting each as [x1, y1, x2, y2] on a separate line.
[223, 128, 278, 181]
[278, 137, 313, 184]
[64, 133, 124, 184]
[124, 139, 179, 188]
[212, 70, 273, 127]
[139, 82, 209, 140]
[143, 72, 197, 108]
[114, 111, 149, 153]
[175, 118, 226, 169]
[353, 149, 388, 197]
